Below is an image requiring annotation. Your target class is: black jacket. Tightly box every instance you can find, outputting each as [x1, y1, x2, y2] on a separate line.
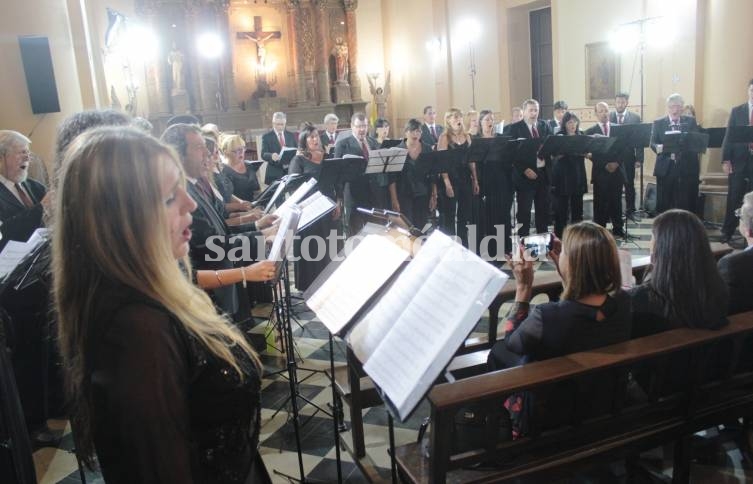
[0, 178, 46, 250]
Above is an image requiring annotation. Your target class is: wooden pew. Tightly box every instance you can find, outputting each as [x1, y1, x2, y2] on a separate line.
[394, 310, 753, 483]
[337, 243, 733, 461]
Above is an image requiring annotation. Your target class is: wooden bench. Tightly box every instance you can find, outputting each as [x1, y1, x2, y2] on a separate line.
[336, 243, 732, 462]
[394, 310, 753, 483]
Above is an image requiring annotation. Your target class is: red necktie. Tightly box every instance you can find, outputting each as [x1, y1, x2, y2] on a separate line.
[278, 132, 285, 148]
[329, 133, 335, 143]
[361, 141, 369, 160]
[604, 123, 609, 137]
[531, 125, 539, 138]
[618, 114, 624, 124]
[15, 183, 33, 208]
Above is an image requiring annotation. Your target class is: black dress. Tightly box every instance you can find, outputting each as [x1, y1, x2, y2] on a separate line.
[89, 284, 266, 483]
[214, 169, 236, 204]
[550, 133, 587, 238]
[390, 141, 432, 229]
[222, 162, 261, 202]
[438, 139, 473, 247]
[480, 135, 515, 257]
[288, 154, 340, 291]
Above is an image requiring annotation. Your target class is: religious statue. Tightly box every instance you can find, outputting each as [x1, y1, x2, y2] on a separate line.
[243, 32, 276, 70]
[368, 71, 391, 119]
[167, 43, 185, 92]
[332, 37, 349, 84]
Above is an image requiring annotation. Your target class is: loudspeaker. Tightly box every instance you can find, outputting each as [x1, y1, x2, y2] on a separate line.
[17, 36, 60, 114]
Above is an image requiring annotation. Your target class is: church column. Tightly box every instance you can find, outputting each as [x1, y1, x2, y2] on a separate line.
[217, 1, 238, 111]
[284, 0, 306, 106]
[137, 4, 170, 115]
[343, 0, 362, 102]
[185, 6, 207, 112]
[314, 0, 333, 105]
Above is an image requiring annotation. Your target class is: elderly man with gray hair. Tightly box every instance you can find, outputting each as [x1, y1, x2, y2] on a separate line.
[0, 130, 49, 250]
[260, 111, 296, 184]
[649, 93, 701, 214]
[718, 191, 753, 314]
[320, 113, 339, 154]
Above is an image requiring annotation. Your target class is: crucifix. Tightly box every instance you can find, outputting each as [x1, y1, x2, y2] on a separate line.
[237, 16, 281, 73]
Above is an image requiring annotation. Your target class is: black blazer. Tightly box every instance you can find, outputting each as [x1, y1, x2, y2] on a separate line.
[584, 123, 626, 184]
[547, 119, 560, 132]
[260, 130, 297, 183]
[186, 182, 260, 316]
[334, 134, 381, 206]
[419, 123, 444, 148]
[722, 103, 752, 168]
[650, 115, 700, 178]
[718, 248, 753, 315]
[505, 119, 553, 189]
[609, 110, 645, 164]
[0, 178, 46, 250]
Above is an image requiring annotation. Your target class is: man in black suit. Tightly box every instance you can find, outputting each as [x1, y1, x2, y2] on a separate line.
[718, 190, 753, 314]
[260, 111, 297, 184]
[610, 92, 644, 218]
[0, 131, 48, 251]
[586, 102, 625, 236]
[320, 113, 339, 155]
[419, 105, 443, 149]
[334, 112, 381, 234]
[548, 100, 568, 132]
[650, 93, 701, 214]
[506, 99, 553, 236]
[720, 80, 753, 243]
[162, 124, 275, 318]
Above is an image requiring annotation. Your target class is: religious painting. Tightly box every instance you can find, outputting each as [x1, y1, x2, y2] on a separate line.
[585, 42, 620, 105]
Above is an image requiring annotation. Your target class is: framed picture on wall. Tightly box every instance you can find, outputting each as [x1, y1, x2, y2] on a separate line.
[585, 41, 620, 105]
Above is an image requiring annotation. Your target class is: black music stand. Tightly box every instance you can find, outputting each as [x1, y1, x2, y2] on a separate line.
[610, 123, 652, 221]
[365, 148, 408, 175]
[702, 127, 726, 149]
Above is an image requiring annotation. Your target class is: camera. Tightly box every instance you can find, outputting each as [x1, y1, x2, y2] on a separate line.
[521, 233, 552, 259]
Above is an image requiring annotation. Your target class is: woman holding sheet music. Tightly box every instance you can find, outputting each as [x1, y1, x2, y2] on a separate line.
[437, 108, 479, 247]
[54, 127, 274, 483]
[550, 112, 587, 238]
[388, 118, 433, 230]
[289, 124, 343, 290]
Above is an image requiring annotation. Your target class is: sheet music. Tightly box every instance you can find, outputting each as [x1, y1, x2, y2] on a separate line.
[362, 231, 508, 419]
[274, 178, 317, 219]
[264, 178, 289, 213]
[279, 146, 297, 157]
[306, 234, 409, 334]
[296, 191, 336, 231]
[342, 154, 364, 159]
[365, 148, 409, 174]
[267, 205, 301, 262]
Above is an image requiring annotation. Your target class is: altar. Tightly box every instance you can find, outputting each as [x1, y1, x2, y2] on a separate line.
[130, 0, 367, 132]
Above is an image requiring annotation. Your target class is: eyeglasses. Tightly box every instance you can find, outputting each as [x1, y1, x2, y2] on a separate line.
[232, 148, 245, 154]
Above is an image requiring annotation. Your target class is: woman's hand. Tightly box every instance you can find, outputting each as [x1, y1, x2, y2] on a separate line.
[472, 178, 480, 195]
[391, 199, 401, 212]
[445, 181, 455, 198]
[332, 199, 342, 220]
[244, 260, 277, 282]
[507, 245, 534, 303]
[548, 235, 563, 276]
[256, 214, 279, 230]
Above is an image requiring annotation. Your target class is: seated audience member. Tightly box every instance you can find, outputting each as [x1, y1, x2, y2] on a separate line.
[488, 222, 631, 436]
[0, 131, 49, 250]
[630, 209, 728, 336]
[54, 126, 273, 483]
[718, 192, 753, 315]
[220, 134, 260, 203]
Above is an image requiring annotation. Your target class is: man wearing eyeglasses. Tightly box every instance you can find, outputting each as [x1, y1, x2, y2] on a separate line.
[0, 130, 49, 251]
[718, 191, 753, 314]
[260, 111, 296, 184]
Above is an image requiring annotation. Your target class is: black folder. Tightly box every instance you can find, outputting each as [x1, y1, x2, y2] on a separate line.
[414, 149, 465, 177]
[381, 139, 403, 149]
[663, 131, 710, 154]
[318, 156, 368, 188]
[701, 127, 726, 148]
[610, 123, 653, 149]
[538, 135, 592, 158]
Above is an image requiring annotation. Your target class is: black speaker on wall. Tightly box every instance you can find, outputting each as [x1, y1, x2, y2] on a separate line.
[18, 36, 60, 114]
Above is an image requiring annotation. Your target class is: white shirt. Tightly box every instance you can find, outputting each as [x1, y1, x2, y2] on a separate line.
[0, 174, 28, 205]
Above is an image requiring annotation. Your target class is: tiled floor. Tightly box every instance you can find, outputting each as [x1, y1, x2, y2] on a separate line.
[31, 216, 753, 483]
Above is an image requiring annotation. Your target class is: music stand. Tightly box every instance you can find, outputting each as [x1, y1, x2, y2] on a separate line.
[702, 127, 726, 149]
[610, 123, 652, 218]
[365, 148, 408, 175]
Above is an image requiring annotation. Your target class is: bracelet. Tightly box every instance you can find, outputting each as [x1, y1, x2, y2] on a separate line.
[241, 266, 247, 288]
[215, 270, 224, 286]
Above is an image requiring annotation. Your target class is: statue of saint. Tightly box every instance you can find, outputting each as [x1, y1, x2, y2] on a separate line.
[243, 32, 276, 70]
[167, 43, 185, 92]
[368, 71, 391, 119]
[332, 37, 349, 83]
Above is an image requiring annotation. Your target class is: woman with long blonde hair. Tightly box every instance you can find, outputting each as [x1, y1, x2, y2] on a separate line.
[54, 127, 271, 482]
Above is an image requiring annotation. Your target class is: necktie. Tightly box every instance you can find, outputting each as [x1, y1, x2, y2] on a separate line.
[430, 125, 437, 140]
[671, 119, 679, 130]
[278, 132, 285, 148]
[603, 123, 609, 137]
[749, 107, 753, 151]
[14, 183, 32, 208]
[618, 114, 624, 124]
[361, 141, 369, 160]
[329, 133, 335, 143]
[531, 125, 539, 138]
